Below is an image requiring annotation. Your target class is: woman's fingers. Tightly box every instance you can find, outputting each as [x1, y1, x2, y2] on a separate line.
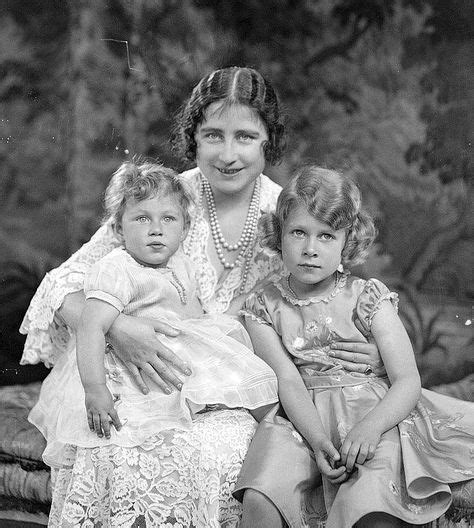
[153, 338, 192, 378]
[126, 363, 151, 394]
[149, 318, 181, 338]
[139, 362, 180, 394]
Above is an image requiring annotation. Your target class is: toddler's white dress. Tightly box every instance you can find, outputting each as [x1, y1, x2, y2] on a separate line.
[30, 247, 278, 469]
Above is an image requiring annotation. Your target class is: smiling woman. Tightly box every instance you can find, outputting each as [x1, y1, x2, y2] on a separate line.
[20, 66, 385, 527]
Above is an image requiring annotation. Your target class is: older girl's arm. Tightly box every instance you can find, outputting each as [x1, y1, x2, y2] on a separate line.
[245, 317, 348, 484]
[340, 302, 421, 472]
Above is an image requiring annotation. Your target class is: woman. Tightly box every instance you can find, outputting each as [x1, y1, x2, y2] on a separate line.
[21, 67, 382, 527]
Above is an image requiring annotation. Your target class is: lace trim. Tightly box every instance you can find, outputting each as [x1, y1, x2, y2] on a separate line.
[365, 291, 399, 330]
[275, 272, 350, 306]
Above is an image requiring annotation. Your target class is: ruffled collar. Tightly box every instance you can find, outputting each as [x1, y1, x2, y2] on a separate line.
[276, 271, 350, 306]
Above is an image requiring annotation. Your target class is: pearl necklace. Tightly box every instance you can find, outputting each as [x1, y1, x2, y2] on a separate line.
[202, 177, 261, 276]
[168, 269, 188, 304]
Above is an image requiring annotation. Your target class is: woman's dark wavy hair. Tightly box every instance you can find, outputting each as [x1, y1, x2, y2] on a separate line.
[260, 166, 377, 266]
[103, 161, 195, 230]
[171, 66, 286, 165]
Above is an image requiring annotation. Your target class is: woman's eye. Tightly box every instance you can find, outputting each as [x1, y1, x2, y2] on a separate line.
[292, 229, 305, 238]
[237, 133, 254, 142]
[204, 132, 222, 141]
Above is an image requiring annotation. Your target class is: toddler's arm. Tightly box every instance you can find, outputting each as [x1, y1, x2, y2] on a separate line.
[245, 317, 347, 484]
[76, 298, 123, 439]
[340, 301, 421, 472]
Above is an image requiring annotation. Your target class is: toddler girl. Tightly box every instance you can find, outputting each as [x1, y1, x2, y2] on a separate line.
[235, 166, 473, 528]
[35, 161, 278, 466]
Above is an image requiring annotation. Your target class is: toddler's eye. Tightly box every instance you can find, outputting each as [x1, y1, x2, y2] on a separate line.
[136, 216, 149, 224]
[162, 216, 176, 223]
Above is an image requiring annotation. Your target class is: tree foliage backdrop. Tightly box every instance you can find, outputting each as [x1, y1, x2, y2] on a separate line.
[0, 0, 472, 385]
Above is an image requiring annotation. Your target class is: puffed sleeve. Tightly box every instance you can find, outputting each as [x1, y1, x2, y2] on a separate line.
[84, 258, 133, 312]
[19, 223, 120, 366]
[356, 278, 399, 334]
[239, 290, 273, 326]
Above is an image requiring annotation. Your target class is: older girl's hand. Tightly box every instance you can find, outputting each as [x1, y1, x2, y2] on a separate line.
[107, 314, 192, 394]
[328, 319, 386, 376]
[313, 436, 348, 485]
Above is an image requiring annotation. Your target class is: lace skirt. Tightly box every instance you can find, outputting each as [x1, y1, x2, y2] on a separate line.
[48, 408, 257, 528]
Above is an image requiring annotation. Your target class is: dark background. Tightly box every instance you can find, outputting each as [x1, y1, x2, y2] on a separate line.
[0, 0, 472, 386]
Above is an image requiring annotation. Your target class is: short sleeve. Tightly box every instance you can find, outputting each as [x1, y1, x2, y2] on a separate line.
[84, 259, 133, 312]
[356, 278, 399, 333]
[239, 290, 273, 326]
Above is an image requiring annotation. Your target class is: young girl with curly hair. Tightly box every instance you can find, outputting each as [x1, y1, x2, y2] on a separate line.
[235, 166, 474, 528]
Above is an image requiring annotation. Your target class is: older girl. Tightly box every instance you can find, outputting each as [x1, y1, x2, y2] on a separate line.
[236, 166, 474, 528]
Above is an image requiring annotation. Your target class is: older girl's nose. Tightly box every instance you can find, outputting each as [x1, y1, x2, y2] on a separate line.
[304, 238, 319, 256]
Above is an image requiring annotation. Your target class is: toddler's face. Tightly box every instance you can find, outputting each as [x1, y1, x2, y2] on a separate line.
[281, 204, 346, 296]
[118, 194, 187, 268]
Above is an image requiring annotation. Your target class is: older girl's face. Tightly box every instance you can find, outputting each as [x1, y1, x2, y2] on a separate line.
[194, 102, 268, 199]
[281, 204, 346, 297]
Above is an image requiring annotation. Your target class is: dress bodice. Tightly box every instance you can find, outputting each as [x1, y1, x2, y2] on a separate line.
[241, 273, 398, 380]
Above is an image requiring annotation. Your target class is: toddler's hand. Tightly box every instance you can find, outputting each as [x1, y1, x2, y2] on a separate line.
[313, 436, 347, 484]
[84, 384, 122, 439]
[340, 421, 381, 472]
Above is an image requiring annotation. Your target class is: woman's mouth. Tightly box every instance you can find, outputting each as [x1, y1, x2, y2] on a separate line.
[217, 167, 242, 175]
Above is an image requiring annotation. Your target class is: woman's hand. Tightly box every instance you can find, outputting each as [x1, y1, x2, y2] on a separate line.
[107, 315, 192, 394]
[328, 319, 386, 376]
[339, 421, 381, 473]
[313, 436, 348, 485]
[84, 384, 122, 439]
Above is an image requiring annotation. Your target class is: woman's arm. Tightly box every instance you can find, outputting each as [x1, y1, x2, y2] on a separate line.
[59, 291, 191, 394]
[339, 302, 421, 472]
[76, 298, 122, 439]
[245, 317, 347, 484]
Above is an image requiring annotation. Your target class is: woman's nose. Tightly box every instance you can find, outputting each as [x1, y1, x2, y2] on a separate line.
[218, 140, 238, 164]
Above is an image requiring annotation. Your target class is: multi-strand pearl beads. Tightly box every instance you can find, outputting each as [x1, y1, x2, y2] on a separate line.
[202, 177, 261, 275]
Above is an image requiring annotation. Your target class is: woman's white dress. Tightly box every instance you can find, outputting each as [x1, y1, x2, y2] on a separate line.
[20, 169, 282, 528]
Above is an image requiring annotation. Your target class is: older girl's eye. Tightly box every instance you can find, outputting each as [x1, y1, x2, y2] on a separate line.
[320, 233, 334, 241]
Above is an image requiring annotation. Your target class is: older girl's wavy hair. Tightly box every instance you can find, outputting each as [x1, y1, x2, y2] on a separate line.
[260, 166, 377, 266]
[171, 66, 286, 165]
[103, 161, 195, 230]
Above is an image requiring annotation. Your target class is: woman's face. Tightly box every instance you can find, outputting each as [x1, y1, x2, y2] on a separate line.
[194, 102, 268, 198]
